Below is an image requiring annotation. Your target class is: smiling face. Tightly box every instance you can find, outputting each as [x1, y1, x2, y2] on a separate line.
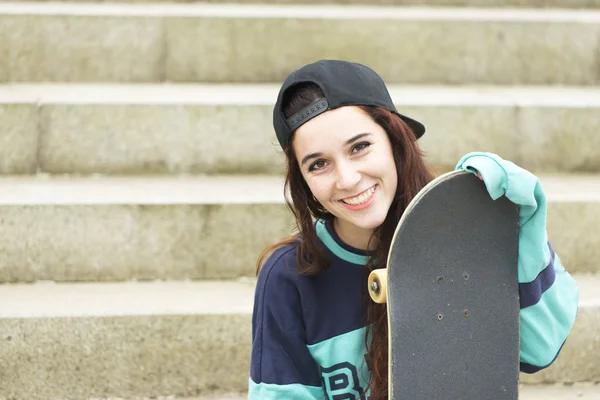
[293, 106, 398, 246]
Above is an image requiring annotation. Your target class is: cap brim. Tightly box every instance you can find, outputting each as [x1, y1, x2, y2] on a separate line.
[397, 113, 425, 140]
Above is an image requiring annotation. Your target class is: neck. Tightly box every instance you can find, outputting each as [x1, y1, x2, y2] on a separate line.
[333, 218, 376, 251]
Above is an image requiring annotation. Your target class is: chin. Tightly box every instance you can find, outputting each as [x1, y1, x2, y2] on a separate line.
[348, 213, 388, 231]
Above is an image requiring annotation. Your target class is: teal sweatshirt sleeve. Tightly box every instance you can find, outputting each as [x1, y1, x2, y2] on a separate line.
[455, 152, 580, 373]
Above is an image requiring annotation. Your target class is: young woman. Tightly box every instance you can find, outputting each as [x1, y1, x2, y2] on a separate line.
[248, 59, 579, 399]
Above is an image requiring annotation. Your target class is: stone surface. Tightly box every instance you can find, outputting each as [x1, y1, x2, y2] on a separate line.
[520, 300, 600, 384]
[61, 383, 600, 400]
[516, 107, 600, 173]
[404, 104, 517, 171]
[38, 104, 281, 175]
[173, 383, 600, 399]
[0, 203, 293, 282]
[1, 5, 600, 84]
[0, 12, 163, 82]
[0, 315, 252, 399]
[0, 175, 597, 282]
[0, 176, 600, 282]
[0, 276, 596, 398]
[4, 0, 600, 6]
[0, 280, 255, 399]
[547, 203, 600, 274]
[154, 384, 600, 399]
[0, 280, 256, 318]
[1, 84, 599, 175]
[0, 281, 254, 399]
[6, 0, 600, 5]
[165, 8, 600, 85]
[0, 103, 38, 174]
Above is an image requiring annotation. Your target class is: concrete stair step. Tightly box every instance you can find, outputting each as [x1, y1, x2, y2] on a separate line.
[0, 174, 598, 282]
[519, 383, 600, 399]
[0, 274, 597, 398]
[2, 84, 600, 175]
[176, 383, 600, 399]
[90, 383, 600, 399]
[0, 279, 254, 399]
[1, 4, 600, 84]
[5, 0, 600, 8]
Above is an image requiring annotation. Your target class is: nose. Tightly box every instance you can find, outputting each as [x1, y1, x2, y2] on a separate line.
[335, 162, 361, 191]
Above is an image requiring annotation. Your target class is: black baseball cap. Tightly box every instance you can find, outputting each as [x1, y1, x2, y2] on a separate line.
[273, 59, 425, 149]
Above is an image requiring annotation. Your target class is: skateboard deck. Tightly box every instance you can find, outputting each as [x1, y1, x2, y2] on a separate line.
[368, 170, 520, 400]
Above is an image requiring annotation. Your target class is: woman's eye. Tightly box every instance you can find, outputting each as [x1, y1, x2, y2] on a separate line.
[352, 141, 371, 153]
[309, 160, 327, 172]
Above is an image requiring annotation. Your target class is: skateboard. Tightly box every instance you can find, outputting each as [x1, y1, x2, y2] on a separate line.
[367, 170, 520, 399]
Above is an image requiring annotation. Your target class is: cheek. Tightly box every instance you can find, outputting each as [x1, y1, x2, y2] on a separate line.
[304, 177, 329, 203]
[379, 152, 398, 191]
[389, 170, 399, 194]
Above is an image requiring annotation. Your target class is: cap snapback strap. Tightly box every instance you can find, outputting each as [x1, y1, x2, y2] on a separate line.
[286, 99, 330, 132]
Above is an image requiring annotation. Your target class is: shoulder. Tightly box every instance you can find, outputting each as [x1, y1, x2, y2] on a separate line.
[253, 242, 307, 327]
[257, 242, 300, 294]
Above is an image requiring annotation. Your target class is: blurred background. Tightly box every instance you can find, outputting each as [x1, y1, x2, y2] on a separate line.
[0, 0, 599, 399]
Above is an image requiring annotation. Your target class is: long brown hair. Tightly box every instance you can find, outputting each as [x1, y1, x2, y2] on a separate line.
[256, 83, 435, 399]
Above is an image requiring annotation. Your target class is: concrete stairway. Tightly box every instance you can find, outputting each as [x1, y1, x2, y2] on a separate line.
[0, 0, 599, 399]
[0, 175, 598, 280]
[0, 267, 598, 397]
[0, 176, 598, 398]
[1, 84, 600, 175]
[5, 0, 600, 5]
[1, 4, 600, 85]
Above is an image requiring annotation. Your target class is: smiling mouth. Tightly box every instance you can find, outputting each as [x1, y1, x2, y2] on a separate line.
[340, 185, 377, 205]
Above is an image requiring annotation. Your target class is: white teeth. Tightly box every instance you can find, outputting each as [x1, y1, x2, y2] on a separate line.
[342, 186, 376, 205]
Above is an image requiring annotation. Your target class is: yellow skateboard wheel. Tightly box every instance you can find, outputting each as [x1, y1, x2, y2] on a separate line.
[368, 269, 387, 304]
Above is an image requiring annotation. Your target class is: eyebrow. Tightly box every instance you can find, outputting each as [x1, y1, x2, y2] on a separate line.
[300, 133, 372, 167]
